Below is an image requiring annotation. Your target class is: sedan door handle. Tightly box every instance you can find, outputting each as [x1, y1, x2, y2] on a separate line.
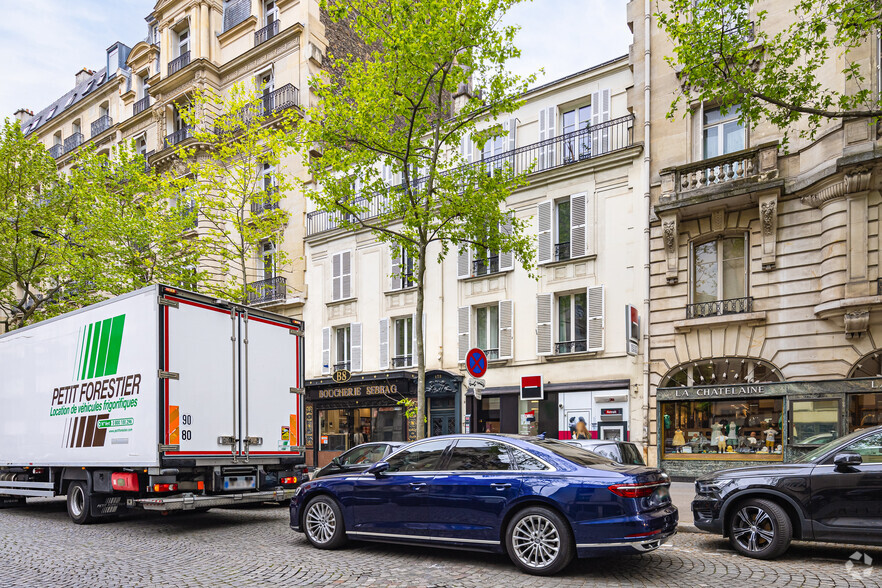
[410, 482, 427, 490]
[491, 483, 511, 490]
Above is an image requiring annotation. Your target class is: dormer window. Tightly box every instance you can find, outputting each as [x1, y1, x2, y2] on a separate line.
[65, 94, 76, 108]
[47, 107, 57, 120]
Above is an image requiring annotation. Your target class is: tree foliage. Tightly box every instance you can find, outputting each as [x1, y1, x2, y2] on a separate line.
[657, 0, 882, 145]
[177, 83, 296, 304]
[300, 0, 536, 436]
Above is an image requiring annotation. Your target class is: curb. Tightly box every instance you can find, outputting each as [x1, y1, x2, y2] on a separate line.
[678, 523, 708, 535]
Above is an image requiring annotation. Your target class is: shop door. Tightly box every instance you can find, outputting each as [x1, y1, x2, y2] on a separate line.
[431, 410, 456, 436]
[565, 409, 592, 440]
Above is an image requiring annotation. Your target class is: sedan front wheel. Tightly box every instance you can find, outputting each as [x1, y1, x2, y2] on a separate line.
[505, 506, 574, 575]
[303, 496, 347, 549]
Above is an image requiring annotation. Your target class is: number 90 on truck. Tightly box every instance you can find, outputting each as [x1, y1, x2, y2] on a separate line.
[0, 285, 307, 523]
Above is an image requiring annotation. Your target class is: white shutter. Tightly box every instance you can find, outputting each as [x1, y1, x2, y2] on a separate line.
[537, 201, 553, 264]
[461, 133, 473, 164]
[482, 135, 492, 174]
[601, 89, 610, 152]
[591, 89, 611, 155]
[382, 164, 393, 186]
[538, 108, 547, 170]
[457, 247, 471, 279]
[587, 285, 605, 352]
[544, 106, 555, 169]
[331, 253, 342, 301]
[499, 300, 513, 360]
[498, 216, 515, 271]
[378, 318, 390, 369]
[321, 327, 331, 374]
[341, 250, 352, 299]
[390, 247, 400, 291]
[457, 306, 470, 362]
[536, 294, 553, 356]
[506, 117, 517, 152]
[570, 192, 587, 259]
[350, 322, 362, 372]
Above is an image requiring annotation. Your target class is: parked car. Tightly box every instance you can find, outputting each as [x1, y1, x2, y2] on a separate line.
[312, 442, 406, 479]
[291, 434, 677, 575]
[565, 439, 646, 465]
[692, 425, 882, 559]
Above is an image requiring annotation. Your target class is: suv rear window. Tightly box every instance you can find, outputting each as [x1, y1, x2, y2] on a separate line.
[525, 439, 614, 467]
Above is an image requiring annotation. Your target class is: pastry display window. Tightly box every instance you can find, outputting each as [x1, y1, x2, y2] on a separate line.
[660, 397, 783, 459]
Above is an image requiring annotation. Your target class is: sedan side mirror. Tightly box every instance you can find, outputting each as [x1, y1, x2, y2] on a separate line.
[331, 457, 343, 468]
[365, 461, 390, 476]
[833, 452, 862, 468]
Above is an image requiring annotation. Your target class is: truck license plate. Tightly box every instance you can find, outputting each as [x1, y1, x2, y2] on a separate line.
[223, 476, 256, 491]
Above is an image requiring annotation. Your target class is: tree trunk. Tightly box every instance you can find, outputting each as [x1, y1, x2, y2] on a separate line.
[415, 242, 427, 439]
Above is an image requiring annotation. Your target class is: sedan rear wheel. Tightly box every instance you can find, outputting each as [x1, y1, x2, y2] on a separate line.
[728, 498, 791, 559]
[505, 506, 574, 575]
[303, 496, 347, 549]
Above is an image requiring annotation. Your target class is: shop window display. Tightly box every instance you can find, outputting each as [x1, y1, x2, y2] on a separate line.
[318, 406, 404, 452]
[790, 399, 840, 445]
[849, 393, 882, 431]
[661, 398, 783, 457]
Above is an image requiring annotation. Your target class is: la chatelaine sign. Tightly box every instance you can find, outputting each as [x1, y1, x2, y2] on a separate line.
[670, 385, 766, 399]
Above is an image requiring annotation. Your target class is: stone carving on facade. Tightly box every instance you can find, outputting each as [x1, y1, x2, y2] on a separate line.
[426, 379, 457, 396]
[711, 209, 725, 232]
[759, 195, 778, 270]
[844, 309, 870, 338]
[801, 167, 872, 208]
[661, 213, 679, 284]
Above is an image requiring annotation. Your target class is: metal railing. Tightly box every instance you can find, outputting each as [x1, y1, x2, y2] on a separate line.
[483, 348, 500, 360]
[168, 51, 191, 76]
[472, 255, 500, 277]
[554, 242, 570, 262]
[134, 96, 151, 115]
[392, 355, 413, 368]
[49, 144, 63, 159]
[91, 115, 113, 137]
[334, 361, 351, 372]
[306, 114, 635, 236]
[255, 20, 280, 46]
[686, 296, 753, 319]
[556, 340, 587, 354]
[63, 133, 83, 154]
[216, 84, 299, 134]
[251, 191, 281, 214]
[142, 150, 155, 173]
[247, 276, 287, 304]
[164, 126, 192, 149]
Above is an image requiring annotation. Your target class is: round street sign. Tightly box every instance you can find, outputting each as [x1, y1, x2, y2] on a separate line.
[466, 348, 488, 378]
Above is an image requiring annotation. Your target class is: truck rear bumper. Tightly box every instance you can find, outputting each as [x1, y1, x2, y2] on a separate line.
[134, 488, 296, 511]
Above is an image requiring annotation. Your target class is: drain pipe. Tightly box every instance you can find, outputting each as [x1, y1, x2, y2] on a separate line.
[641, 0, 653, 464]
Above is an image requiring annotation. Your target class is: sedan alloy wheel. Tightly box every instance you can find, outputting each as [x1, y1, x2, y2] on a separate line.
[303, 496, 347, 549]
[506, 507, 574, 575]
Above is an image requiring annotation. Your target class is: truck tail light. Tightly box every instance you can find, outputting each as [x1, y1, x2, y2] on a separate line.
[281, 476, 298, 485]
[197, 481, 205, 491]
[112, 472, 140, 492]
[608, 482, 666, 499]
[152, 483, 178, 493]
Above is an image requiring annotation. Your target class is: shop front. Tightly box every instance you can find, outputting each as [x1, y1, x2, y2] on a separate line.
[466, 379, 631, 440]
[303, 370, 462, 467]
[657, 377, 882, 479]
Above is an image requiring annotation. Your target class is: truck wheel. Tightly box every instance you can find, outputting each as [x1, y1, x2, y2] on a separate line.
[728, 498, 791, 559]
[303, 496, 347, 549]
[67, 482, 94, 525]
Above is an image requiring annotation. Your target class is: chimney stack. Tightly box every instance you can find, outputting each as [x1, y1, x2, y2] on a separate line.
[75, 68, 94, 86]
[13, 108, 33, 126]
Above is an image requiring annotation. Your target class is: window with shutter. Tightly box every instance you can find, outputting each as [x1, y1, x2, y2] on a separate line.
[330, 250, 352, 301]
[334, 325, 351, 371]
[498, 217, 515, 272]
[498, 300, 513, 360]
[569, 193, 587, 259]
[591, 89, 611, 155]
[392, 315, 413, 368]
[538, 106, 556, 171]
[350, 323, 362, 372]
[537, 201, 553, 264]
[476, 305, 499, 360]
[321, 327, 331, 375]
[457, 306, 470, 362]
[536, 294, 553, 356]
[556, 292, 587, 354]
[457, 247, 471, 279]
[587, 285, 605, 352]
[378, 318, 390, 369]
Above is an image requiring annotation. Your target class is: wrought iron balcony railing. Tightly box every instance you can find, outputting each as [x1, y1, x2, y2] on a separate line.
[472, 255, 500, 277]
[686, 296, 753, 319]
[392, 355, 413, 368]
[216, 84, 300, 134]
[164, 126, 192, 149]
[91, 115, 113, 137]
[554, 242, 570, 262]
[133, 96, 151, 116]
[49, 144, 63, 159]
[168, 51, 191, 76]
[556, 340, 587, 354]
[63, 133, 83, 154]
[333, 361, 351, 372]
[306, 114, 635, 236]
[247, 276, 287, 305]
[255, 20, 280, 46]
[482, 348, 500, 360]
[251, 191, 281, 214]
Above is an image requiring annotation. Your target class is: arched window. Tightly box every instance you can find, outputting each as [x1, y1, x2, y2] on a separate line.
[660, 356, 783, 388]
[849, 350, 882, 378]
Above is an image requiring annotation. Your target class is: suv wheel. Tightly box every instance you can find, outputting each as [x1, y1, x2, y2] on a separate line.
[728, 498, 791, 559]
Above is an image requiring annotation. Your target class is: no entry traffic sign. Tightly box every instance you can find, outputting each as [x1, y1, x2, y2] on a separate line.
[466, 348, 487, 378]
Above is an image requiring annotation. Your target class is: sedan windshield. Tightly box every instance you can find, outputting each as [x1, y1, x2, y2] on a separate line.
[796, 428, 869, 463]
[526, 439, 615, 467]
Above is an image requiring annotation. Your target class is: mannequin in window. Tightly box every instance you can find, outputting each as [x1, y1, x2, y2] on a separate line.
[764, 426, 777, 449]
[672, 428, 686, 450]
[710, 421, 724, 446]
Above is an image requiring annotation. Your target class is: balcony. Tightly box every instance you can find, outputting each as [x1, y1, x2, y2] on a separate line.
[133, 96, 151, 116]
[554, 242, 570, 262]
[255, 20, 279, 46]
[168, 51, 191, 76]
[686, 296, 753, 319]
[164, 126, 192, 149]
[306, 114, 635, 236]
[472, 255, 500, 277]
[392, 355, 413, 368]
[90, 115, 113, 137]
[216, 84, 299, 134]
[142, 150, 155, 173]
[63, 133, 83, 154]
[251, 190, 281, 214]
[556, 340, 587, 354]
[49, 144, 63, 159]
[333, 361, 351, 372]
[247, 276, 286, 305]
[482, 348, 500, 360]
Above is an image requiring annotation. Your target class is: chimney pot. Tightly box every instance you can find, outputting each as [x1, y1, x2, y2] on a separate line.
[75, 68, 95, 86]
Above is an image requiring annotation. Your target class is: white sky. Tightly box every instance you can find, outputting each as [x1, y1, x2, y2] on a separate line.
[0, 0, 631, 119]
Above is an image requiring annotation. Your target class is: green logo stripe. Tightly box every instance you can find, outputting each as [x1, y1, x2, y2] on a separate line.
[86, 320, 103, 379]
[103, 315, 126, 376]
[80, 323, 93, 381]
[93, 317, 113, 378]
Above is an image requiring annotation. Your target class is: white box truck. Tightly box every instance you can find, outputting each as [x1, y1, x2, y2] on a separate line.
[0, 285, 306, 523]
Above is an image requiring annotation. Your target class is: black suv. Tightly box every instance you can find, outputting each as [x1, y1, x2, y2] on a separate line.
[692, 425, 882, 559]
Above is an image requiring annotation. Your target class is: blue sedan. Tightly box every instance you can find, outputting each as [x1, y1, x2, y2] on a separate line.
[290, 434, 677, 575]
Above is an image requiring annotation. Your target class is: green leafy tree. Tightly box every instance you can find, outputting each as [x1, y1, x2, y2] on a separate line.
[657, 0, 882, 144]
[300, 0, 536, 437]
[176, 83, 297, 304]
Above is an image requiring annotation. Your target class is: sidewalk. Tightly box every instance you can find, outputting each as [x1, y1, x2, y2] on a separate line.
[669, 481, 705, 534]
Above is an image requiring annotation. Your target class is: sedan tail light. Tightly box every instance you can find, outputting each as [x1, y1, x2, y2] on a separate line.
[608, 481, 667, 498]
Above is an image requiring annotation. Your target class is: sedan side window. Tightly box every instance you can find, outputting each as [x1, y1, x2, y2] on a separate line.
[385, 440, 450, 472]
[340, 445, 374, 465]
[447, 439, 514, 471]
[510, 448, 549, 471]
[841, 432, 882, 463]
[359, 445, 388, 464]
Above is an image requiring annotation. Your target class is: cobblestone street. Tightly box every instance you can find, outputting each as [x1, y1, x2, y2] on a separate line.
[1, 499, 879, 587]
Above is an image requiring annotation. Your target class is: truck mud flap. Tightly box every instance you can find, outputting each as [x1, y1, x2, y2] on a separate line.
[133, 488, 296, 511]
